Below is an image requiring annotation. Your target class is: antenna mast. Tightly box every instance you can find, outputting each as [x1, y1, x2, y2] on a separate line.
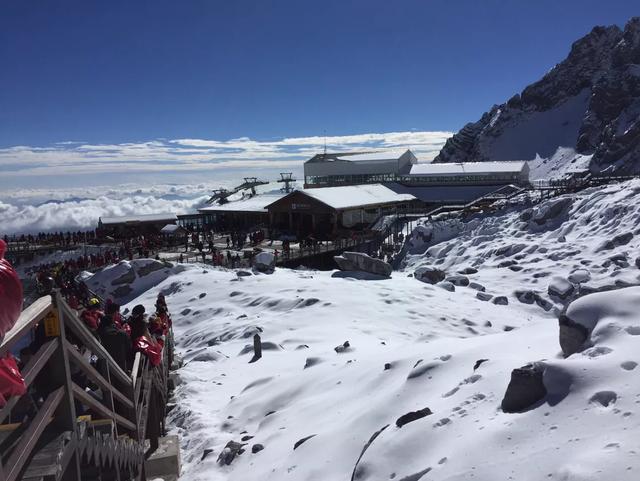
[323, 130, 327, 156]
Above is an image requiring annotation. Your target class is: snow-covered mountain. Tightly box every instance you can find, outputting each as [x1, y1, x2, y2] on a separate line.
[85, 179, 640, 480]
[435, 17, 640, 177]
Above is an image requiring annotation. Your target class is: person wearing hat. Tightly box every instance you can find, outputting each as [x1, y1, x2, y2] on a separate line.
[98, 303, 132, 372]
[80, 298, 103, 332]
[129, 304, 150, 340]
[129, 304, 163, 367]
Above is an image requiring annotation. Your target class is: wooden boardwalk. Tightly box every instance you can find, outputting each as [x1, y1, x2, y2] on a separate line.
[0, 293, 174, 480]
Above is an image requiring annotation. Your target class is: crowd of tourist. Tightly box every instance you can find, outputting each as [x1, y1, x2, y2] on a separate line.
[3, 230, 97, 247]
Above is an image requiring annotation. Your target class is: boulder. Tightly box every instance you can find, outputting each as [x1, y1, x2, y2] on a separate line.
[334, 255, 358, 271]
[217, 441, 246, 466]
[437, 281, 455, 292]
[548, 276, 575, 300]
[558, 314, 590, 356]
[237, 270, 252, 277]
[492, 296, 509, 305]
[468, 282, 486, 291]
[137, 260, 168, 277]
[111, 268, 136, 286]
[501, 363, 547, 413]
[514, 290, 536, 304]
[253, 252, 276, 273]
[568, 268, 591, 284]
[335, 252, 392, 277]
[459, 267, 478, 275]
[531, 197, 573, 225]
[445, 274, 470, 286]
[414, 266, 446, 284]
[476, 292, 493, 302]
[251, 444, 264, 454]
[396, 407, 432, 428]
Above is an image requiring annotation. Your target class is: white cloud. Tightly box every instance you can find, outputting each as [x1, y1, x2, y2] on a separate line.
[0, 184, 215, 234]
[0, 130, 452, 177]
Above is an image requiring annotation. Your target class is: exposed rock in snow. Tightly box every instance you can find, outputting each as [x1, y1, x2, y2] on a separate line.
[558, 315, 590, 356]
[444, 274, 469, 287]
[395, 408, 433, 428]
[251, 444, 264, 454]
[85, 259, 185, 303]
[476, 292, 493, 302]
[334, 252, 392, 278]
[414, 266, 445, 284]
[568, 268, 591, 284]
[437, 281, 455, 292]
[501, 363, 547, 413]
[217, 440, 246, 466]
[548, 276, 575, 299]
[253, 252, 276, 273]
[492, 296, 509, 305]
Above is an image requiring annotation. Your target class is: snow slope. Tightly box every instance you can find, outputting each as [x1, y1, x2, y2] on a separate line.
[86, 259, 188, 305]
[104, 180, 640, 481]
[404, 179, 640, 314]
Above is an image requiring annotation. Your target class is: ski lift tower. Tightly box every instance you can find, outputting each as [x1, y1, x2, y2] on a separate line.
[239, 177, 269, 196]
[278, 173, 296, 193]
[207, 188, 231, 205]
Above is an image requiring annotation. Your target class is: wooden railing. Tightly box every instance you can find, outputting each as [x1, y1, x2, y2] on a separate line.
[0, 292, 171, 481]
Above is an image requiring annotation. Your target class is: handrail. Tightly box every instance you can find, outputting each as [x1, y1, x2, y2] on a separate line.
[1, 289, 173, 480]
[4, 387, 64, 481]
[0, 295, 52, 357]
[59, 298, 132, 386]
[63, 339, 134, 410]
[70, 383, 136, 432]
[0, 339, 59, 425]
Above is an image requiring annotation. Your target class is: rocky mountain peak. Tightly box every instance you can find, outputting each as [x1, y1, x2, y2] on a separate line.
[435, 17, 640, 176]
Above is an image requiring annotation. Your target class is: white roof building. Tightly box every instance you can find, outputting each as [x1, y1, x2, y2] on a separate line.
[294, 184, 415, 210]
[304, 149, 417, 186]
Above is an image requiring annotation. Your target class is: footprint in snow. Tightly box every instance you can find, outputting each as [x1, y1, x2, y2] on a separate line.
[589, 390, 617, 407]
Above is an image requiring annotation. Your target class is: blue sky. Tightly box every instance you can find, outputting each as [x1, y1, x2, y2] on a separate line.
[0, 0, 637, 192]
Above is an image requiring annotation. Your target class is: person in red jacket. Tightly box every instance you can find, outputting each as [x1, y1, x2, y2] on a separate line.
[0, 240, 23, 342]
[0, 239, 27, 407]
[80, 298, 103, 332]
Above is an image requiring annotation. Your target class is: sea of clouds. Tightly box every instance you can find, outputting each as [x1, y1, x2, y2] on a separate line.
[0, 183, 224, 234]
[0, 130, 451, 234]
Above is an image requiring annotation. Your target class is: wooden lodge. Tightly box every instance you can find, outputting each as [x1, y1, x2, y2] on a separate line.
[265, 184, 415, 239]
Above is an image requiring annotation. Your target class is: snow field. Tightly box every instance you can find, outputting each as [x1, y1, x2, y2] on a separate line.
[81, 179, 640, 480]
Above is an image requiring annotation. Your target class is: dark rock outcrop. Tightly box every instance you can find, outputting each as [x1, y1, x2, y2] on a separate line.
[217, 441, 246, 465]
[501, 363, 547, 413]
[293, 435, 316, 450]
[396, 407, 433, 428]
[334, 252, 392, 277]
[558, 314, 590, 356]
[251, 444, 264, 454]
[414, 266, 446, 284]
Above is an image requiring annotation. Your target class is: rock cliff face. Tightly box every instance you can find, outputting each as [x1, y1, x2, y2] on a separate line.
[435, 18, 640, 175]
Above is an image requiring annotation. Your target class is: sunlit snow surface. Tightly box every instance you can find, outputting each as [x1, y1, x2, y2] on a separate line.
[88, 180, 640, 481]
